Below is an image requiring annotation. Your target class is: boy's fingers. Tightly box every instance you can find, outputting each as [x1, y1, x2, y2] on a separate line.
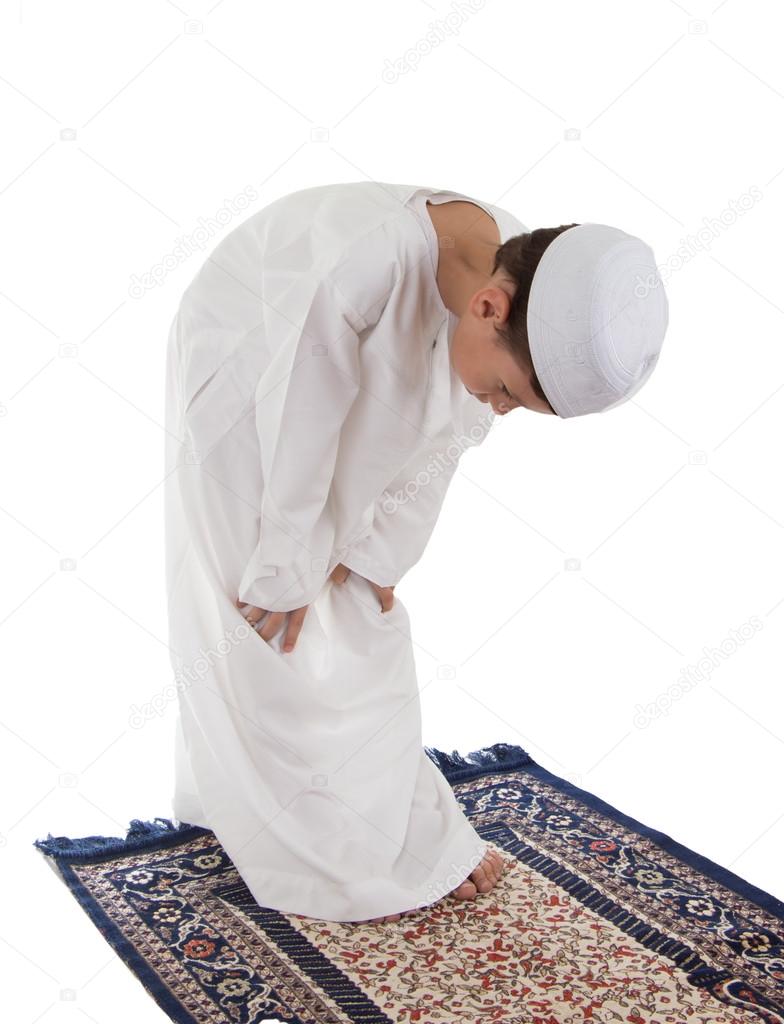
[282, 605, 309, 652]
[244, 605, 269, 627]
[330, 563, 350, 584]
[257, 611, 285, 643]
[374, 585, 395, 613]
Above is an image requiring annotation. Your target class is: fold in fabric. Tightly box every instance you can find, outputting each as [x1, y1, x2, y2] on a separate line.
[237, 276, 365, 612]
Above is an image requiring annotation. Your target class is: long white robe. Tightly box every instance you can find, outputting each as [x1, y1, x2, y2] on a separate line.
[164, 181, 528, 922]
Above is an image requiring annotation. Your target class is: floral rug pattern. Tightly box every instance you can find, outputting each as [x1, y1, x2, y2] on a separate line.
[34, 743, 784, 1023]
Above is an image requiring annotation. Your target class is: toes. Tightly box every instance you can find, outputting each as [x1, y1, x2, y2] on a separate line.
[485, 849, 505, 882]
[472, 850, 507, 892]
[487, 851, 503, 881]
[471, 864, 493, 893]
[358, 857, 510, 923]
[452, 879, 477, 899]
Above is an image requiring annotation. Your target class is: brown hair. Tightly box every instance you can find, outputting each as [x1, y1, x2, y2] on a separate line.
[491, 225, 579, 415]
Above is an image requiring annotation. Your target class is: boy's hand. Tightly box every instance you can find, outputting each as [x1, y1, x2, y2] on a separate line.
[234, 598, 309, 653]
[329, 562, 396, 613]
[234, 562, 396, 653]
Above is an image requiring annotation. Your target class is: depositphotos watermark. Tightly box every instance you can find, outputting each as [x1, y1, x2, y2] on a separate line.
[634, 185, 763, 298]
[381, 0, 487, 83]
[128, 185, 259, 298]
[632, 615, 763, 728]
[129, 620, 253, 728]
[379, 415, 494, 514]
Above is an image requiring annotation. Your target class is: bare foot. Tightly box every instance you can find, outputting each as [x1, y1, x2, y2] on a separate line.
[356, 847, 507, 924]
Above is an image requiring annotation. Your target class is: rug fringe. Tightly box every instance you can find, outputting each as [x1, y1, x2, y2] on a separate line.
[424, 741, 532, 781]
[33, 816, 203, 861]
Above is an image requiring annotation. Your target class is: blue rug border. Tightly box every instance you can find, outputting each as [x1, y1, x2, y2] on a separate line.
[39, 853, 202, 1024]
[423, 741, 784, 924]
[210, 883, 396, 1023]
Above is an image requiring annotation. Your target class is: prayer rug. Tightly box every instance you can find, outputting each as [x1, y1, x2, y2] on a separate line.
[33, 743, 784, 1023]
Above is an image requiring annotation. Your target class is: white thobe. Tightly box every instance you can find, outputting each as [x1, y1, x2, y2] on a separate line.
[164, 180, 528, 921]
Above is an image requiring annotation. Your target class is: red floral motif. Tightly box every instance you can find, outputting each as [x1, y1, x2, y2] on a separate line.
[182, 937, 215, 959]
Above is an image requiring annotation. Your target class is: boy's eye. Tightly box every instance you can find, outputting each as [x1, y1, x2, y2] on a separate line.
[501, 384, 512, 398]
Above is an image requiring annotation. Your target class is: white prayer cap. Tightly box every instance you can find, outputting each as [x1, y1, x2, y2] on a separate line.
[527, 223, 669, 418]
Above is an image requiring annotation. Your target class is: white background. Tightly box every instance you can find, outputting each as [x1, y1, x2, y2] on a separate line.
[2, 0, 783, 1020]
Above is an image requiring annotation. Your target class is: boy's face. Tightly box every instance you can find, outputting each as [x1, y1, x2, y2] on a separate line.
[449, 282, 556, 416]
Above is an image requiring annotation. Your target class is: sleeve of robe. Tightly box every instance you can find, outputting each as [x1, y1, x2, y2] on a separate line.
[337, 423, 467, 589]
[236, 276, 364, 613]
